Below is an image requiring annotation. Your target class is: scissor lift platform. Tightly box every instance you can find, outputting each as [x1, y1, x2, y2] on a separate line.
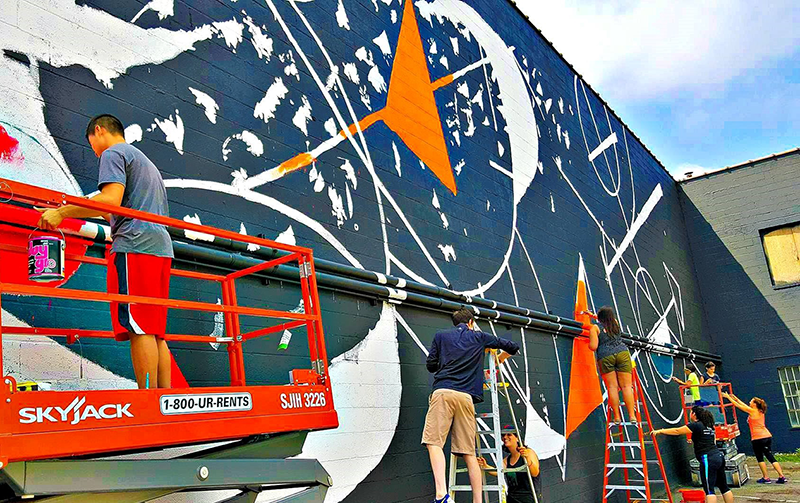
[0, 431, 331, 502]
[0, 179, 339, 500]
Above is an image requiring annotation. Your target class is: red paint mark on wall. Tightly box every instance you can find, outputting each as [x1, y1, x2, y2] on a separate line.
[0, 125, 25, 165]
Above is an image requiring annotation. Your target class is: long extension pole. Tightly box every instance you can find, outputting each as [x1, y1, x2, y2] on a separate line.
[494, 351, 540, 503]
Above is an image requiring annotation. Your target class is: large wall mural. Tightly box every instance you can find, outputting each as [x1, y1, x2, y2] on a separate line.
[0, 1, 711, 501]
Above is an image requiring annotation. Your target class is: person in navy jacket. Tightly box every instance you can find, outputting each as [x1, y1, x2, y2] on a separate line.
[422, 308, 520, 503]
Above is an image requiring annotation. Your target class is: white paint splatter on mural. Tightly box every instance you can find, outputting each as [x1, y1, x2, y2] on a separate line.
[343, 63, 360, 84]
[450, 36, 460, 55]
[392, 142, 402, 177]
[336, 0, 351, 30]
[324, 118, 338, 137]
[212, 19, 244, 52]
[292, 96, 314, 135]
[437, 244, 457, 262]
[373, 31, 392, 57]
[189, 87, 219, 124]
[254, 77, 289, 124]
[238, 223, 261, 252]
[338, 159, 358, 189]
[183, 214, 215, 242]
[367, 66, 387, 93]
[124, 124, 143, 144]
[242, 16, 274, 61]
[152, 110, 185, 154]
[131, 0, 174, 23]
[222, 131, 263, 160]
[328, 186, 347, 228]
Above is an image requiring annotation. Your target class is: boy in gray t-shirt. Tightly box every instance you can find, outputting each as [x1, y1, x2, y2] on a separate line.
[38, 114, 174, 389]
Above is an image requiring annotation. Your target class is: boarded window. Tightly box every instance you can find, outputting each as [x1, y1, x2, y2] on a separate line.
[762, 224, 800, 287]
[778, 366, 800, 428]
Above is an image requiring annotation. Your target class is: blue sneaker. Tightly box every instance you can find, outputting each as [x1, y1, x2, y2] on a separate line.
[433, 495, 450, 503]
[757, 477, 772, 484]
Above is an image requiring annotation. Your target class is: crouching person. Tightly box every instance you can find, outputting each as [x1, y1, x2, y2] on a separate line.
[478, 427, 543, 502]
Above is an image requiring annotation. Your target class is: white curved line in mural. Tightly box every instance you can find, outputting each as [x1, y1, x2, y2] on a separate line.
[163, 178, 364, 270]
[259, 302, 401, 503]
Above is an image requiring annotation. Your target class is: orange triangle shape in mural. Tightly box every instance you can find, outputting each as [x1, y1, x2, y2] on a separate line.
[381, 0, 456, 194]
[565, 257, 604, 438]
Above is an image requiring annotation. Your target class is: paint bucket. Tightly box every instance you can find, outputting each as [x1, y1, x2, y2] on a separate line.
[28, 229, 65, 282]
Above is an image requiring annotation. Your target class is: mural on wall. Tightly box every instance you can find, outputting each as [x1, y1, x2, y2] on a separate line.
[0, 0, 705, 501]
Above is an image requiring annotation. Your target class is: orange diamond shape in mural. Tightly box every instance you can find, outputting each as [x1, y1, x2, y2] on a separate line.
[381, 0, 456, 194]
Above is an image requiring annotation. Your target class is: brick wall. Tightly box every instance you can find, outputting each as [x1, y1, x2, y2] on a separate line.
[680, 150, 800, 454]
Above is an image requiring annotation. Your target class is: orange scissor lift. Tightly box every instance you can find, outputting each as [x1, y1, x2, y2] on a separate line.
[0, 178, 338, 502]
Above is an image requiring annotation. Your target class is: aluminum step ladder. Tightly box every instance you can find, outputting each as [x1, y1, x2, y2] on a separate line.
[602, 368, 673, 503]
[448, 351, 507, 502]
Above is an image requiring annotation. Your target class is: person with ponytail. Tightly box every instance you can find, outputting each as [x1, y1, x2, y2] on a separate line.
[652, 406, 734, 503]
[723, 392, 787, 484]
[583, 306, 635, 423]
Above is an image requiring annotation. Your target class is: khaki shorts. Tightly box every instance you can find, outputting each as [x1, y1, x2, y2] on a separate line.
[599, 350, 632, 375]
[421, 389, 476, 455]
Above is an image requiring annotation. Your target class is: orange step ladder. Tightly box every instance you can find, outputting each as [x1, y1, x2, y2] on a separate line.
[602, 368, 673, 503]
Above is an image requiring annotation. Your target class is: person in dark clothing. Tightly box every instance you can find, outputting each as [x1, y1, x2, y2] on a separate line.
[422, 308, 520, 503]
[652, 406, 734, 503]
[584, 306, 635, 423]
[478, 428, 542, 502]
[703, 362, 721, 384]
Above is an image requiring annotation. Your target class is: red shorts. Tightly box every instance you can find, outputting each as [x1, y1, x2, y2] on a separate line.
[107, 252, 171, 341]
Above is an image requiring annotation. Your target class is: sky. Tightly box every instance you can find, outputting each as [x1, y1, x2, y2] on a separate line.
[512, 0, 800, 178]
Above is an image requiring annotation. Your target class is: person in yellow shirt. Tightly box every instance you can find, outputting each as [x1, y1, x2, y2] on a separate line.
[672, 367, 701, 404]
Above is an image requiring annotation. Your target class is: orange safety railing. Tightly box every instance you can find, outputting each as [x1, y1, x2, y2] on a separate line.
[679, 382, 740, 440]
[0, 178, 338, 465]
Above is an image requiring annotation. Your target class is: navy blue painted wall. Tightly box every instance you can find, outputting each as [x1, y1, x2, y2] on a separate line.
[1, 1, 717, 501]
[680, 150, 800, 456]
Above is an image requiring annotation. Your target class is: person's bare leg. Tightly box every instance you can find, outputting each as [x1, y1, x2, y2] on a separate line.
[156, 338, 171, 388]
[721, 490, 734, 503]
[617, 371, 636, 420]
[772, 461, 785, 478]
[706, 494, 717, 503]
[758, 461, 769, 478]
[427, 444, 447, 500]
[602, 372, 621, 421]
[130, 333, 158, 389]
[463, 454, 483, 503]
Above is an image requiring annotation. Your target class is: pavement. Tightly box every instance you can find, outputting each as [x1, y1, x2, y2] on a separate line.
[677, 458, 800, 502]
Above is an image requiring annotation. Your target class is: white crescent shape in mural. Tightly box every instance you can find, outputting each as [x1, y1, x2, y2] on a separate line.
[259, 302, 401, 503]
[416, 0, 539, 205]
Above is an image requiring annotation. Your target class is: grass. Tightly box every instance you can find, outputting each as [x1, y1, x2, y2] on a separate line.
[775, 448, 800, 463]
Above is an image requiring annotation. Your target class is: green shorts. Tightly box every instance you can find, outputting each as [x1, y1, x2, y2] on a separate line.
[599, 350, 632, 375]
